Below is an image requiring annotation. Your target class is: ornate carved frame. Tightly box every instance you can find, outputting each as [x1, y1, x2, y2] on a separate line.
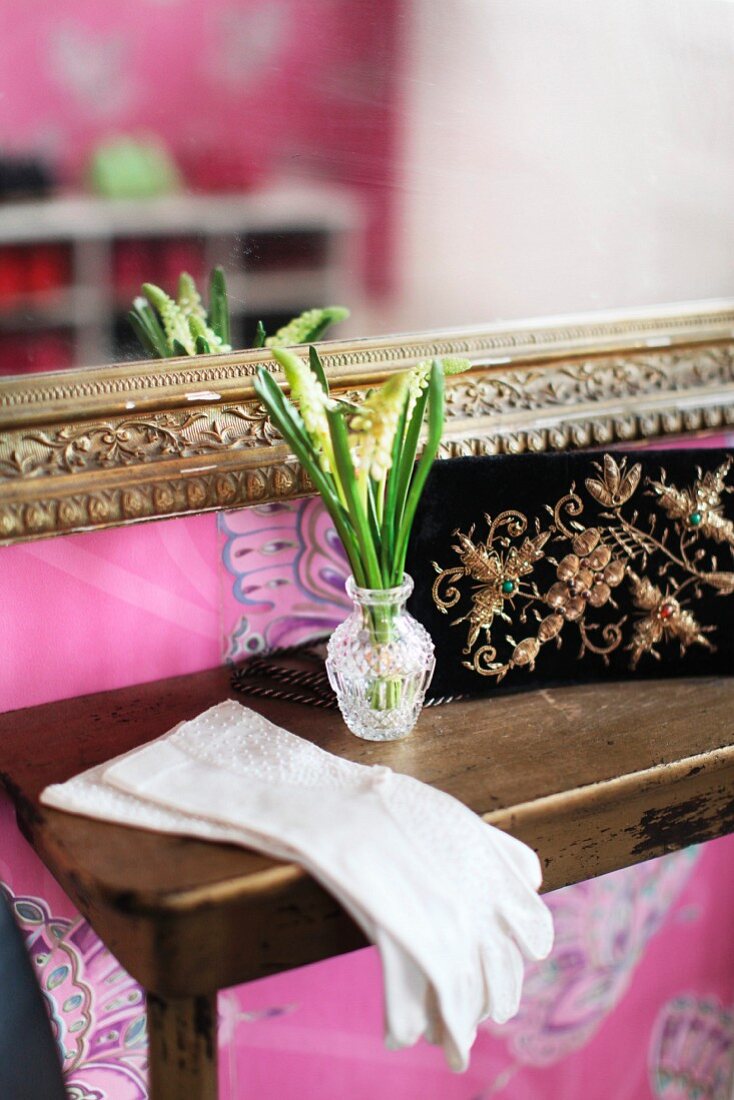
[2, 299, 734, 545]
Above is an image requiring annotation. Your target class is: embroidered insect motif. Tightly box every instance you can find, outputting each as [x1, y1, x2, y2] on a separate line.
[431, 453, 734, 682]
[647, 456, 734, 548]
[626, 574, 714, 669]
[432, 516, 549, 651]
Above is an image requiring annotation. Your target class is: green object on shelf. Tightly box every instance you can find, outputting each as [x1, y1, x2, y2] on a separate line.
[89, 136, 181, 199]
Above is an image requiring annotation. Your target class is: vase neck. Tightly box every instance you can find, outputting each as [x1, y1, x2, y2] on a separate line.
[346, 574, 413, 614]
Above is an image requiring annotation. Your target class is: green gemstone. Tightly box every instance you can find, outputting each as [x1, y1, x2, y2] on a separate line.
[689, 511, 703, 526]
[502, 579, 515, 594]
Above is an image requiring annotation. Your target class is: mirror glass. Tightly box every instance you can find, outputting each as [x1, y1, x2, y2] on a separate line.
[1, 0, 732, 376]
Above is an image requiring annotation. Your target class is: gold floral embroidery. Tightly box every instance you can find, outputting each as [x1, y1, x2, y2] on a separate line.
[431, 454, 734, 681]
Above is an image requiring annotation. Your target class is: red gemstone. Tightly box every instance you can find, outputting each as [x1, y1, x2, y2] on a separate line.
[659, 602, 675, 620]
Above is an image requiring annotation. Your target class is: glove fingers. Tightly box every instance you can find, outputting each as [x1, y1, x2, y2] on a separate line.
[492, 888, 554, 962]
[419, 984, 471, 1073]
[377, 932, 432, 1051]
[479, 935, 524, 1025]
[481, 822, 544, 890]
[479, 846, 554, 960]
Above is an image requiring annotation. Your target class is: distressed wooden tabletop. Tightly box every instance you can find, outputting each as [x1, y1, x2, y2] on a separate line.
[1, 668, 733, 998]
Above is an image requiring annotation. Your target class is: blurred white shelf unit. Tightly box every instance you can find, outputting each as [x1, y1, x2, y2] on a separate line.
[0, 182, 365, 367]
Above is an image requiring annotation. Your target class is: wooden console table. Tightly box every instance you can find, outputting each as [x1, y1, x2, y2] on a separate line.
[2, 668, 733, 1099]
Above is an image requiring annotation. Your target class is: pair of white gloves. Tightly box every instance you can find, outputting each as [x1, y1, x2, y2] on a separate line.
[42, 700, 553, 1071]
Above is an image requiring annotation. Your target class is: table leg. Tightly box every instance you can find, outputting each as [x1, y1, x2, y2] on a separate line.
[147, 991, 218, 1100]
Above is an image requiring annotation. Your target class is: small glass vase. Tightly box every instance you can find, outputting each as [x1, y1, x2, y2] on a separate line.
[326, 574, 436, 741]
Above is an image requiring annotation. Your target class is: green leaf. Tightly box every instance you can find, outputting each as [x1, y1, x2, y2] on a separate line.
[254, 369, 343, 517]
[171, 338, 190, 357]
[366, 476, 383, 552]
[128, 298, 170, 358]
[441, 357, 472, 376]
[380, 394, 409, 575]
[189, 312, 226, 356]
[308, 345, 330, 395]
[254, 369, 365, 584]
[391, 385, 429, 546]
[141, 282, 169, 312]
[209, 266, 230, 346]
[326, 406, 382, 587]
[265, 306, 350, 348]
[254, 368, 312, 452]
[393, 361, 445, 582]
[299, 306, 350, 343]
[253, 320, 267, 349]
[128, 309, 163, 358]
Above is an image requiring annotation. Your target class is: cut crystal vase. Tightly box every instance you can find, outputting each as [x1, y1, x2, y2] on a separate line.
[326, 574, 435, 741]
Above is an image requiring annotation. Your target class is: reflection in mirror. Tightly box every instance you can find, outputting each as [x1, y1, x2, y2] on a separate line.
[0, 0, 732, 377]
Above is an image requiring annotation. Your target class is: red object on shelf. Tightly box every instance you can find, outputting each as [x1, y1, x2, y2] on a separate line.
[0, 244, 71, 304]
[0, 246, 25, 302]
[114, 237, 206, 300]
[24, 244, 71, 294]
[29, 331, 74, 372]
[0, 330, 74, 375]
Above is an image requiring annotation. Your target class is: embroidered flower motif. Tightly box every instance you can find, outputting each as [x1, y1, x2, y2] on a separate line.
[546, 528, 625, 621]
[627, 574, 714, 669]
[648, 457, 734, 547]
[585, 455, 642, 509]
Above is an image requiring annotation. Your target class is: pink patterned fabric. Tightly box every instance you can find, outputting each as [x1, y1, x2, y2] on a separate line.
[2, 444, 734, 1096]
[219, 838, 734, 1100]
[0, 799, 148, 1099]
[219, 501, 350, 659]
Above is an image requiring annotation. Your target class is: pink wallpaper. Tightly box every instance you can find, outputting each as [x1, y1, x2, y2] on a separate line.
[0, 514, 220, 713]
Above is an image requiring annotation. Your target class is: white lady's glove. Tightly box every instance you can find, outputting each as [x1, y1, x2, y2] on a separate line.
[43, 701, 553, 1070]
[41, 740, 431, 1055]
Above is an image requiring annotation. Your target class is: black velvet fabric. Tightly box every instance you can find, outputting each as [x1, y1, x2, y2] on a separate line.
[405, 449, 734, 699]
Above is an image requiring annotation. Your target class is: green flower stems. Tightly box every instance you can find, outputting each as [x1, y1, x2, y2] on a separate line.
[254, 348, 464, 592]
[254, 347, 468, 715]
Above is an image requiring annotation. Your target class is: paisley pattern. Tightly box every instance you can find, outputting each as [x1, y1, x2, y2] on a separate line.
[2, 885, 148, 1100]
[220, 500, 350, 658]
[484, 847, 701, 1066]
[649, 996, 734, 1100]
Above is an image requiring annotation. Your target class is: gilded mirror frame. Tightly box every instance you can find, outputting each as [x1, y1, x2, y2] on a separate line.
[2, 299, 734, 546]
